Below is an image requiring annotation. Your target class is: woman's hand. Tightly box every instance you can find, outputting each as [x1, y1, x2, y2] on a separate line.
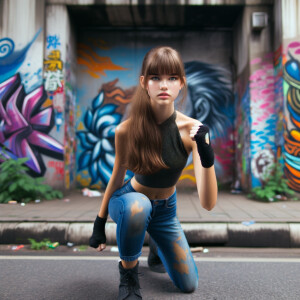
[89, 215, 107, 252]
[190, 123, 214, 168]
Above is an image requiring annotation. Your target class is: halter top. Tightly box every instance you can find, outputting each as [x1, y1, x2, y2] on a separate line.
[134, 111, 188, 188]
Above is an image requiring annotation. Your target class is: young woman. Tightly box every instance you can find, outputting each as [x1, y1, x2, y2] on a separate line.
[89, 46, 218, 299]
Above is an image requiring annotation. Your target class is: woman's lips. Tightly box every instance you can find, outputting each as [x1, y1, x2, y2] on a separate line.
[158, 93, 170, 98]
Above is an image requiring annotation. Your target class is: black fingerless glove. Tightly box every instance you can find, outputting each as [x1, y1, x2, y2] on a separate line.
[89, 215, 107, 248]
[194, 125, 214, 168]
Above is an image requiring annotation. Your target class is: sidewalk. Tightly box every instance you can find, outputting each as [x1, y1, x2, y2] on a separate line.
[0, 189, 300, 247]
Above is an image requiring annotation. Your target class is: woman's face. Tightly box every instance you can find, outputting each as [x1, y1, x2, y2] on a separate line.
[141, 74, 184, 107]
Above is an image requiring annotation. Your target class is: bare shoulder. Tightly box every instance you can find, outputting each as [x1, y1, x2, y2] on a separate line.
[115, 119, 130, 139]
[176, 111, 202, 132]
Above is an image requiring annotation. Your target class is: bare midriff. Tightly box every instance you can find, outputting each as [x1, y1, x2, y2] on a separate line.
[131, 177, 175, 200]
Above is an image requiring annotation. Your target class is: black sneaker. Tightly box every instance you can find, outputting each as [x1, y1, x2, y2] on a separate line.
[118, 261, 142, 300]
[147, 237, 166, 274]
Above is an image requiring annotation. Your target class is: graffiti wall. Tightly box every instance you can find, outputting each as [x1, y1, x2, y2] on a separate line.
[282, 40, 300, 192]
[274, 45, 284, 157]
[235, 79, 251, 191]
[43, 4, 77, 190]
[0, 29, 64, 184]
[235, 50, 282, 190]
[76, 30, 235, 189]
[249, 52, 277, 187]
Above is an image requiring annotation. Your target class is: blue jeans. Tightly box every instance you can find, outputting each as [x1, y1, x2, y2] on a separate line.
[108, 180, 199, 293]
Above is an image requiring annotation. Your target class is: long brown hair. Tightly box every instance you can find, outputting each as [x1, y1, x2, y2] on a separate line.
[124, 46, 187, 174]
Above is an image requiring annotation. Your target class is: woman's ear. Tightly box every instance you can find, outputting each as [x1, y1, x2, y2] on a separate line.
[140, 76, 145, 88]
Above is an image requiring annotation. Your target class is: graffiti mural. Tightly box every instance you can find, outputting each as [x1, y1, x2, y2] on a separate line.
[76, 36, 234, 188]
[0, 30, 65, 188]
[77, 43, 128, 78]
[44, 50, 64, 93]
[235, 84, 251, 190]
[0, 74, 64, 176]
[180, 62, 234, 186]
[64, 55, 76, 190]
[274, 45, 285, 157]
[44, 35, 65, 138]
[0, 29, 42, 90]
[249, 53, 277, 187]
[282, 41, 300, 192]
[76, 80, 134, 187]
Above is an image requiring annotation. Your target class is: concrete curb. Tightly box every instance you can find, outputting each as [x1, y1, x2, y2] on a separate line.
[0, 222, 299, 247]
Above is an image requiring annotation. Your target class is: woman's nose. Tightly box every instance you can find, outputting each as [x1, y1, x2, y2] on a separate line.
[160, 79, 168, 89]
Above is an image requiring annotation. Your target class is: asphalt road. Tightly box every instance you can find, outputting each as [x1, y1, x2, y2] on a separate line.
[1, 247, 300, 300]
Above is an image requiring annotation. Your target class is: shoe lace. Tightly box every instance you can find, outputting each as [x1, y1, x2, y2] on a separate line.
[122, 270, 143, 291]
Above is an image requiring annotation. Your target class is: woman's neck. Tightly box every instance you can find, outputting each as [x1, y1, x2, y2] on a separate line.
[152, 105, 175, 125]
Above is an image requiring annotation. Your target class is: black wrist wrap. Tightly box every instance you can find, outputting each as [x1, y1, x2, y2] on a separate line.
[194, 125, 214, 168]
[89, 215, 107, 248]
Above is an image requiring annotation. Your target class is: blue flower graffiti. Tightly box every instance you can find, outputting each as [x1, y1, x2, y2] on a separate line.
[77, 91, 132, 186]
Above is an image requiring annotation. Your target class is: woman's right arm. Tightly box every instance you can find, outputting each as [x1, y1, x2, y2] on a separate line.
[98, 122, 128, 218]
[89, 122, 128, 251]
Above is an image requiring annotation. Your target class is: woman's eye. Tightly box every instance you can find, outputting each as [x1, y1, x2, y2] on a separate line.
[150, 76, 159, 81]
[169, 76, 178, 81]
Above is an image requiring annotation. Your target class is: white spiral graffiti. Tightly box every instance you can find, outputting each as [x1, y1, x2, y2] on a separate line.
[0, 38, 14, 58]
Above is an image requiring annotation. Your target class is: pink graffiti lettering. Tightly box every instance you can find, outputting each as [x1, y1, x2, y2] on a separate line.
[288, 42, 300, 48]
[250, 58, 262, 65]
[48, 161, 64, 180]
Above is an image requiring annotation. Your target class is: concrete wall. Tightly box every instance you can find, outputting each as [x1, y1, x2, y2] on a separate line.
[46, 0, 274, 5]
[75, 30, 235, 189]
[5, 0, 298, 194]
[233, 7, 251, 191]
[44, 4, 77, 190]
[0, 1, 65, 186]
[233, 4, 276, 191]
[0, 0, 77, 192]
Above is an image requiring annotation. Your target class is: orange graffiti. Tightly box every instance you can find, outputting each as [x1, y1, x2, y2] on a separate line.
[77, 44, 127, 78]
[284, 169, 300, 184]
[290, 129, 300, 142]
[106, 89, 125, 98]
[101, 79, 134, 106]
[291, 117, 300, 128]
[284, 169, 300, 191]
[285, 163, 300, 178]
[42, 98, 53, 108]
[44, 50, 63, 71]
[284, 144, 300, 156]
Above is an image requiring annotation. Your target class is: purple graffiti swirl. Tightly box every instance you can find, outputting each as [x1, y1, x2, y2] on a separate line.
[0, 74, 63, 176]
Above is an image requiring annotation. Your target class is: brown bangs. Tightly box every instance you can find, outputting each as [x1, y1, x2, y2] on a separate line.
[144, 47, 185, 79]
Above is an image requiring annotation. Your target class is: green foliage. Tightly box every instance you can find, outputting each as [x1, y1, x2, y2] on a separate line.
[28, 238, 52, 250]
[0, 153, 63, 203]
[28, 238, 59, 250]
[248, 160, 298, 202]
[78, 245, 88, 251]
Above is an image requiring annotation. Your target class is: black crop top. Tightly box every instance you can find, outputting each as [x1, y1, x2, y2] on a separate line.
[134, 111, 188, 188]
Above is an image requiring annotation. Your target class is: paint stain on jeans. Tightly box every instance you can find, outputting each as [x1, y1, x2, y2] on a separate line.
[173, 236, 189, 274]
[131, 200, 144, 217]
[129, 212, 146, 236]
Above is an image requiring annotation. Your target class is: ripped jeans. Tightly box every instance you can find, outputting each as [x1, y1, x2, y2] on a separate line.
[108, 179, 199, 293]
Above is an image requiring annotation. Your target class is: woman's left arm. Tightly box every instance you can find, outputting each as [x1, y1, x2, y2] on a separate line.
[192, 144, 218, 210]
[190, 123, 218, 210]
